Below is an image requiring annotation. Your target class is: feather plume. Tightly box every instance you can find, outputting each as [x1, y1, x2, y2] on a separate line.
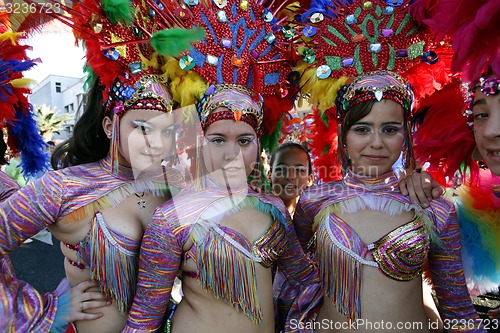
[308, 106, 342, 182]
[101, 0, 134, 25]
[422, 0, 500, 82]
[412, 82, 478, 185]
[151, 28, 205, 57]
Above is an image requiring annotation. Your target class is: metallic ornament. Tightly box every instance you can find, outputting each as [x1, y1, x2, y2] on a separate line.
[179, 56, 195, 70]
[316, 65, 332, 79]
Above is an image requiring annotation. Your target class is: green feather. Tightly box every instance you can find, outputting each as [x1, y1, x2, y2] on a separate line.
[260, 117, 283, 154]
[102, 0, 134, 25]
[151, 27, 206, 57]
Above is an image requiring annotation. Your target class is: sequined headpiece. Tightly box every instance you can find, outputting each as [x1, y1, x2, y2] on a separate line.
[155, 0, 296, 141]
[463, 76, 500, 126]
[298, 0, 448, 182]
[28, 0, 205, 116]
[198, 84, 263, 135]
[336, 71, 413, 121]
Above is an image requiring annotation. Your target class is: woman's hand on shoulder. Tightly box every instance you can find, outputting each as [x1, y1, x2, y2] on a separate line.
[68, 280, 111, 322]
[398, 170, 445, 208]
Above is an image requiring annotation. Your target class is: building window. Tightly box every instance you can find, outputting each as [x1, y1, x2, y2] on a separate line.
[55, 82, 61, 93]
[64, 103, 74, 113]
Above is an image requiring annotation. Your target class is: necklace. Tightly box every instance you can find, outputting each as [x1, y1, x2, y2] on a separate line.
[135, 192, 147, 208]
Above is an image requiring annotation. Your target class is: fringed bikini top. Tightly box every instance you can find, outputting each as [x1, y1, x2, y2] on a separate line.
[64, 212, 141, 315]
[315, 207, 430, 321]
[182, 196, 288, 325]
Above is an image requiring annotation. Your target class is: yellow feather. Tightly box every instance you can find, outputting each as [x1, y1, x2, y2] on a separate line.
[0, 31, 23, 45]
[10, 78, 36, 88]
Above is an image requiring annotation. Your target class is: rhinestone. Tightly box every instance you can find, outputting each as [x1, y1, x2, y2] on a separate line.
[342, 58, 354, 67]
[213, 0, 227, 8]
[183, 0, 198, 5]
[250, 50, 259, 59]
[381, 28, 393, 37]
[221, 38, 232, 48]
[363, 1, 372, 10]
[396, 49, 408, 57]
[104, 48, 119, 61]
[310, 13, 324, 23]
[123, 86, 135, 99]
[368, 43, 382, 53]
[352, 34, 365, 42]
[265, 32, 276, 43]
[231, 56, 243, 67]
[346, 14, 356, 24]
[240, 0, 248, 10]
[207, 55, 219, 66]
[217, 10, 228, 22]
[129, 62, 142, 74]
[383, 6, 394, 15]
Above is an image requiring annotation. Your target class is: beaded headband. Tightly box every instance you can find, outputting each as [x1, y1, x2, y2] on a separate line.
[198, 84, 263, 136]
[463, 76, 500, 126]
[336, 71, 413, 120]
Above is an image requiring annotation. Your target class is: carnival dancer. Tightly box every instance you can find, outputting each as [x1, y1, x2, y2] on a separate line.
[122, 0, 321, 332]
[0, 0, 203, 331]
[0, 20, 110, 332]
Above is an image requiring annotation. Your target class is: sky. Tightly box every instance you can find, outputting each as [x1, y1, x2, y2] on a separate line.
[24, 22, 86, 84]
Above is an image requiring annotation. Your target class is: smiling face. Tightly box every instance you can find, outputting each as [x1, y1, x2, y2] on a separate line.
[471, 86, 500, 175]
[345, 99, 405, 176]
[269, 146, 313, 207]
[202, 117, 259, 187]
[113, 109, 176, 173]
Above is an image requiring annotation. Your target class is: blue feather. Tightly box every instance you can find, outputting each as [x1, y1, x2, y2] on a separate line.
[7, 107, 50, 178]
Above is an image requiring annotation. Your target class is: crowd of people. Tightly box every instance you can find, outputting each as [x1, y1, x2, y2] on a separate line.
[0, 0, 498, 332]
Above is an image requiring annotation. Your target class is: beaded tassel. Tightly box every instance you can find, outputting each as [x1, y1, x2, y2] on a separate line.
[195, 226, 263, 324]
[86, 213, 138, 314]
[110, 115, 121, 175]
[316, 221, 362, 322]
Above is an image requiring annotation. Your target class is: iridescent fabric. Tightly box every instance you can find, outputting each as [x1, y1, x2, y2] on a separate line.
[0, 156, 183, 331]
[123, 178, 320, 332]
[0, 170, 71, 332]
[0, 171, 19, 202]
[288, 171, 484, 332]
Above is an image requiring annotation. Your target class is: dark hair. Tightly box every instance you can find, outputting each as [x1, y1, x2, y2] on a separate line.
[46, 141, 55, 146]
[51, 77, 112, 169]
[0, 135, 8, 165]
[269, 141, 313, 175]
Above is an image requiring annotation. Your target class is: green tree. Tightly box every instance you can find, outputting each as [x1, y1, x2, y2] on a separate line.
[33, 104, 73, 141]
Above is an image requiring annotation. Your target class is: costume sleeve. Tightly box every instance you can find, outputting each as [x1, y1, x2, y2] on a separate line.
[275, 211, 321, 333]
[427, 199, 487, 333]
[0, 172, 63, 255]
[0, 274, 71, 333]
[293, 195, 316, 251]
[0, 171, 20, 202]
[122, 208, 183, 332]
[0, 172, 67, 332]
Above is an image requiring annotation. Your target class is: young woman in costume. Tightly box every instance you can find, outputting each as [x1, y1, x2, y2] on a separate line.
[294, 71, 484, 332]
[0, 0, 204, 331]
[0, 23, 110, 332]
[409, 0, 500, 322]
[121, 1, 322, 332]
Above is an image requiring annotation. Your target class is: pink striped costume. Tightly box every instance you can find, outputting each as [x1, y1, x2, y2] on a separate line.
[0, 157, 181, 332]
[286, 171, 485, 332]
[122, 178, 321, 332]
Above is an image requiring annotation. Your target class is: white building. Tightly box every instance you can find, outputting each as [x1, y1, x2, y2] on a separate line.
[29, 75, 87, 141]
